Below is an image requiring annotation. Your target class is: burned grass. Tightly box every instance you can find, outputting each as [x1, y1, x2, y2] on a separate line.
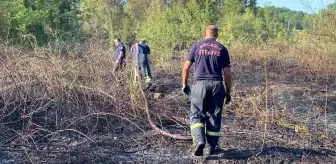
[0, 41, 335, 163]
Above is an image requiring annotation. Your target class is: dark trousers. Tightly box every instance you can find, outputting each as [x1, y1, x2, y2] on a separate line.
[134, 55, 152, 83]
[112, 60, 125, 75]
[190, 80, 225, 147]
[139, 61, 152, 82]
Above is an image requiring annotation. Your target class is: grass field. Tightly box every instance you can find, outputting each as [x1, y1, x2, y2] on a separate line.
[0, 38, 335, 163]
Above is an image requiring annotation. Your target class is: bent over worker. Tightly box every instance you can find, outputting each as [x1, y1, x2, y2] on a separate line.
[181, 25, 232, 156]
[112, 38, 126, 75]
[131, 40, 152, 89]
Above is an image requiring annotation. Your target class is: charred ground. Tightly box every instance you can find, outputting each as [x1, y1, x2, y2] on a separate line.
[0, 43, 335, 163]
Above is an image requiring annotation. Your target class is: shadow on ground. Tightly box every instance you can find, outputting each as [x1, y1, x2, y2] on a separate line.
[206, 146, 336, 161]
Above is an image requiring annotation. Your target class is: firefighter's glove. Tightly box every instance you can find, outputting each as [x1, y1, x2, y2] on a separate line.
[225, 92, 231, 104]
[182, 84, 191, 95]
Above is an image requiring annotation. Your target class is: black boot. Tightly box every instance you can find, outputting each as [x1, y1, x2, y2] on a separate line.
[193, 143, 205, 156]
[204, 146, 220, 156]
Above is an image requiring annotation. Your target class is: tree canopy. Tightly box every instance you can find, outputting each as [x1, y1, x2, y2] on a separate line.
[0, 0, 334, 49]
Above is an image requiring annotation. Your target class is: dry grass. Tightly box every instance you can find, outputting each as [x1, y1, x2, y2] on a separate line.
[0, 37, 335, 162]
[0, 40, 148, 157]
[227, 39, 335, 147]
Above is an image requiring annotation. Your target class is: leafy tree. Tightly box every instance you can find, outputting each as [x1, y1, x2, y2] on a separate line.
[0, 0, 327, 50]
[0, 0, 82, 46]
[81, 0, 125, 41]
[138, 0, 170, 49]
[218, 8, 264, 45]
[138, 0, 217, 52]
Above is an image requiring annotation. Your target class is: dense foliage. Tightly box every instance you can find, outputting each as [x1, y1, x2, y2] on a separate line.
[0, 0, 335, 50]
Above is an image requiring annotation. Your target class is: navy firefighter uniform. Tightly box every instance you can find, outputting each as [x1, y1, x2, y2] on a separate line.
[183, 34, 232, 156]
[112, 39, 126, 74]
[132, 40, 152, 87]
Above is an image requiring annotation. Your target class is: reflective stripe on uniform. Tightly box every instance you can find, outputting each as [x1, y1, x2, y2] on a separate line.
[133, 67, 138, 82]
[206, 131, 220, 136]
[191, 123, 205, 129]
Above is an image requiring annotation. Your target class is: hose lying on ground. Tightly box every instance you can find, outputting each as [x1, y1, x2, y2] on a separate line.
[135, 71, 192, 141]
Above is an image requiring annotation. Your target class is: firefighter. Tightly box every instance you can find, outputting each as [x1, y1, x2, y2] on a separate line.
[112, 38, 126, 75]
[131, 40, 152, 89]
[181, 25, 232, 156]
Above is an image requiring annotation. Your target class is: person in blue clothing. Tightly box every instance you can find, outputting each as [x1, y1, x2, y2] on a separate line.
[131, 40, 152, 89]
[181, 25, 232, 156]
[112, 38, 126, 75]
